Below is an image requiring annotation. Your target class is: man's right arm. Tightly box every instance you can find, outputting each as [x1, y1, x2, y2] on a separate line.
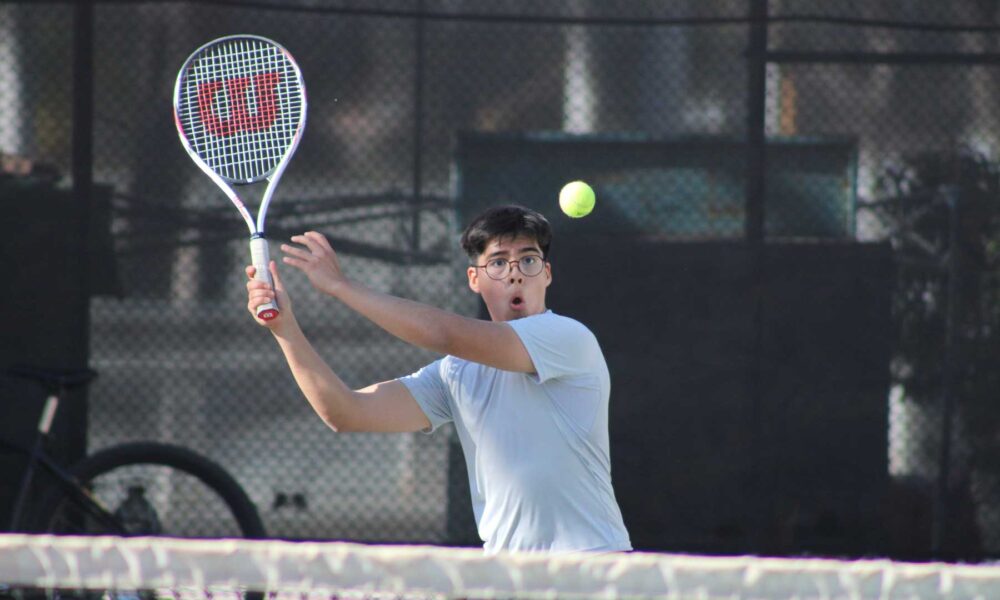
[248, 262, 431, 433]
[270, 324, 431, 433]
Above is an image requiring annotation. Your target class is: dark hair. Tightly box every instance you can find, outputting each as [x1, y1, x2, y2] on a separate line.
[460, 205, 552, 260]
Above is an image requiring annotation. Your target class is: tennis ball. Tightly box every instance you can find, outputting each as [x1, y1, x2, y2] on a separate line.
[559, 180, 595, 218]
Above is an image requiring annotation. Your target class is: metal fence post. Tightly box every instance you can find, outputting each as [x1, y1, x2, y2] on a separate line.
[932, 183, 962, 554]
[746, 0, 769, 549]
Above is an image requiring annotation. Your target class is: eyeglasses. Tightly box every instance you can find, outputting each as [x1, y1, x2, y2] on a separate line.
[474, 255, 546, 280]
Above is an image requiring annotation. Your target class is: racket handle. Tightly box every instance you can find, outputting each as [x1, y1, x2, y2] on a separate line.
[250, 236, 279, 321]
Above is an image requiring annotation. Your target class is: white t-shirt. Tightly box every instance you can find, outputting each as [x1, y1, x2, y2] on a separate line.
[400, 310, 632, 553]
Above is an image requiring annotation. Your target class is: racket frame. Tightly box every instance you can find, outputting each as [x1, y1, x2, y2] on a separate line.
[173, 34, 307, 321]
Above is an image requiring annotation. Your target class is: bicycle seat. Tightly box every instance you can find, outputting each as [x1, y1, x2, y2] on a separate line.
[5, 365, 98, 390]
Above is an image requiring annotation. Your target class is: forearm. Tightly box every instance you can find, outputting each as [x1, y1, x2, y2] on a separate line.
[270, 324, 361, 431]
[333, 281, 485, 356]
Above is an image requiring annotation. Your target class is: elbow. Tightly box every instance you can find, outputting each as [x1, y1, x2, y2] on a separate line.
[320, 413, 358, 433]
[320, 415, 344, 432]
[325, 417, 364, 433]
[315, 409, 343, 432]
[310, 394, 352, 433]
[316, 392, 363, 433]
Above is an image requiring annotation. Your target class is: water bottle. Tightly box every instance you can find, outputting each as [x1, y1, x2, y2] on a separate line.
[113, 485, 162, 535]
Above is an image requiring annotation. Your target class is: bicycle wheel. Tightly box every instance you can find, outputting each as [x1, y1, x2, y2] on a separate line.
[33, 442, 266, 538]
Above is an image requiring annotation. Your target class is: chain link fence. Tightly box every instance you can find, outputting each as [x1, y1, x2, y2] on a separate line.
[3, 0, 1000, 558]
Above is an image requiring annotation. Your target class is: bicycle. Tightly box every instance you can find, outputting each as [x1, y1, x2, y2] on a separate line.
[2, 364, 266, 538]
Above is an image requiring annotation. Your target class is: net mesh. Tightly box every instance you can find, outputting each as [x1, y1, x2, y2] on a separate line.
[2, 534, 1000, 599]
[175, 36, 305, 183]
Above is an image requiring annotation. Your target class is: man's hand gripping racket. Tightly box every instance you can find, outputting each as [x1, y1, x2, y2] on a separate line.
[173, 35, 307, 320]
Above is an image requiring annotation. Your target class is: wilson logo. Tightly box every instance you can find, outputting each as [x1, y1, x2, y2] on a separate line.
[197, 72, 281, 136]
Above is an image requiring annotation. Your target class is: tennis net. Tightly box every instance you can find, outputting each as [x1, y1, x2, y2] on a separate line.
[2, 534, 1000, 599]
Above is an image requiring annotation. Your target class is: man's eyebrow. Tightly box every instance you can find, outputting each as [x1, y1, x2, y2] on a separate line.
[485, 246, 542, 259]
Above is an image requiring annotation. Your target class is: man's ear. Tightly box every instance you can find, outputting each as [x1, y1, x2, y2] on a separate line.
[544, 261, 552, 288]
[467, 265, 481, 293]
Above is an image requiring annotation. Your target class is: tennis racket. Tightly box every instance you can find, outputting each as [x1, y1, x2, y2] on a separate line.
[173, 35, 307, 320]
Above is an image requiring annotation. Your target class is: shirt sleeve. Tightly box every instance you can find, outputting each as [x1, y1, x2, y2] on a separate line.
[507, 312, 603, 383]
[398, 359, 453, 433]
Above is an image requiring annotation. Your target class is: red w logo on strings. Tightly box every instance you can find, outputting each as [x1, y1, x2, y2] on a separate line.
[197, 72, 282, 137]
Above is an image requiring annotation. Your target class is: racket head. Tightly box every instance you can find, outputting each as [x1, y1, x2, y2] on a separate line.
[173, 35, 307, 186]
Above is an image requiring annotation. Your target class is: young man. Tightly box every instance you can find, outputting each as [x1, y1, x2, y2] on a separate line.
[246, 205, 631, 553]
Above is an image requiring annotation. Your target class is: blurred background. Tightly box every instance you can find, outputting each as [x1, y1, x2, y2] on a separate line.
[1, 0, 1000, 562]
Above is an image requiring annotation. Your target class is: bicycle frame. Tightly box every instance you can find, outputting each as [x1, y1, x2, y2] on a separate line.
[2, 366, 264, 540]
[0, 399, 124, 534]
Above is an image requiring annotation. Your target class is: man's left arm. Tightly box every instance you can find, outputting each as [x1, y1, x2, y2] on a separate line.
[281, 231, 534, 372]
[337, 281, 535, 373]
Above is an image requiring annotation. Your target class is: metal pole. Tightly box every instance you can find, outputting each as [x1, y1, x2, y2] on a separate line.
[746, 0, 767, 244]
[71, 0, 94, 458]
[932, 184, 962, 555]
[410, 0, 426, 257]
[745, 0, 769, 550]
[73, 0, 93, 355]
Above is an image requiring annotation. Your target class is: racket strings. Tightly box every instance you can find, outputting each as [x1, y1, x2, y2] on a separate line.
[177, 38, 304, 183]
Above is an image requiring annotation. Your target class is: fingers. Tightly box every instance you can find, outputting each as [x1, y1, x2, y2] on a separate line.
[269, 260, 284, 290]
[247, 270, 275, 297]
[249, 234, 328, 280]
[282, 232, 339, 274]
[245, 261, 292, 326]
[270, 232, 345, 298]
[288, 233, 318, 253]
[247, 287, 276, 315]
[280, 241, 313, 261]
[287, 231, 334, 256]
[246, 262, 276, 303]
[305, 231, 334, 252]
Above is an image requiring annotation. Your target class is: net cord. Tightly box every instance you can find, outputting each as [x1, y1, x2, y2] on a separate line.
[4, 534, 1000, 599]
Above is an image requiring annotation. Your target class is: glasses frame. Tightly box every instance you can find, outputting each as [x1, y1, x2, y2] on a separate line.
[473, 255, 547, 280]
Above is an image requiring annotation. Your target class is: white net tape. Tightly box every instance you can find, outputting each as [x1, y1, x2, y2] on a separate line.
[2, 534, 1000, 599]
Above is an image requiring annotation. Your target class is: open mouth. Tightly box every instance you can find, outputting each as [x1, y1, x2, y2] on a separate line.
[511, 296, 525, 309]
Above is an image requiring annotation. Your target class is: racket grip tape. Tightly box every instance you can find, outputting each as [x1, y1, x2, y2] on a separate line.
[250, 236, 279, 321]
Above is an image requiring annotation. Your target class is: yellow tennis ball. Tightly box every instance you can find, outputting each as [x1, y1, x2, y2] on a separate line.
[559, 180, 595, 218]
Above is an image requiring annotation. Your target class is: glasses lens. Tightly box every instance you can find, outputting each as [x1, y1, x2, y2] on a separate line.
[519, 256, 545, 276]
[485, 260, 508, 279]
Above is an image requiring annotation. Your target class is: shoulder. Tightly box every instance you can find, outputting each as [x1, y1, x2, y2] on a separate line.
[443, 313, 603, 382]
[509, 311, 598, 343]
[508, 311, 606, 381]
